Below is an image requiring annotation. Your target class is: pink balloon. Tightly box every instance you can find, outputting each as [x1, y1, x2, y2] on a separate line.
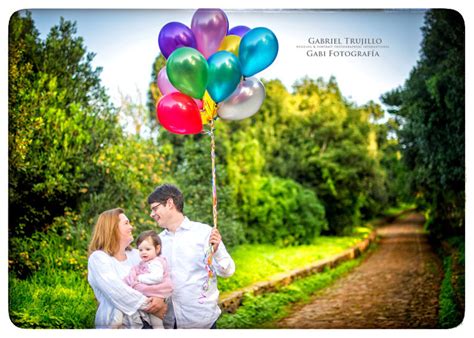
[191, 9, 229, 59]
[195, 99, 203, 110]
[157, 67, 177, 95]
[157, 67, 203, 109]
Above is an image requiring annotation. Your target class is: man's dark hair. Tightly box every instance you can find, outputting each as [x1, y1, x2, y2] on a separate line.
[147, 184, 184, 213]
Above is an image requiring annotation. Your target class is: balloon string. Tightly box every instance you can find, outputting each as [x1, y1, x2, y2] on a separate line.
[201, 108, 218, 304]
[210, 116, 218, 232]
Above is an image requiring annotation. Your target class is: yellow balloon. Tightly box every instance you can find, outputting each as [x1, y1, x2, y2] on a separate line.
[201, 91, 217, 124]
[218, 35, 241, 57]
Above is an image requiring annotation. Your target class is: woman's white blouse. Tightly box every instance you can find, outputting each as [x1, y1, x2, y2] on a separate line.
[87, 249, 148, 328]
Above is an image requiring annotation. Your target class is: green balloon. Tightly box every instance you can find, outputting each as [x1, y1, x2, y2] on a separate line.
[166, 47, 209, 99]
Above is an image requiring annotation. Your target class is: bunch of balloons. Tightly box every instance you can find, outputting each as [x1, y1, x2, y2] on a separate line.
[156, 8, 279, 134]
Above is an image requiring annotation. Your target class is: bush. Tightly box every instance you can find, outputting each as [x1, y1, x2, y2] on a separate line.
[245, 176, 327, 246]
[438, 236, 465, 328]
[8, 212, 89, 279]
[80, 136, 173, 225]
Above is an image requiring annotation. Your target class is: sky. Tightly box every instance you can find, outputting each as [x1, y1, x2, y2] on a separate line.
[27, 8, 427, 108]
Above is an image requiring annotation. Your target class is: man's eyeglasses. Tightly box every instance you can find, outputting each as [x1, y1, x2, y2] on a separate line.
[150, 203, 162, 214]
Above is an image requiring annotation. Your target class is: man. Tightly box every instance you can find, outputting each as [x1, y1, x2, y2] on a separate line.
[146, 183, 235, 329]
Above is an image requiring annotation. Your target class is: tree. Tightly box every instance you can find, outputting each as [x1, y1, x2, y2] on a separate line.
[9, 12, 122, 236]
[381, 9, 465, 238]
[253, 77, 389, 234]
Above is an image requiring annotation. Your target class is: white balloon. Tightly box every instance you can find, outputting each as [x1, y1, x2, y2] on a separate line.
[217, 77, 266, 120]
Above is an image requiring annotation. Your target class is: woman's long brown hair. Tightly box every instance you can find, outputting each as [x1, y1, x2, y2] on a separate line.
[88, 208, 124, 256]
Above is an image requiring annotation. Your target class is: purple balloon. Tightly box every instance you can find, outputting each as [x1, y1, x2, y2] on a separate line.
[157, 67, 177, 95]
[228, 25, 250, 37]
[191, 9, 229, 59]
[158, 22, 197, 59]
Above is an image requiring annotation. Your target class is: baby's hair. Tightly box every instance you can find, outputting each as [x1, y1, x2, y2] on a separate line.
[136, 230, 162, 256]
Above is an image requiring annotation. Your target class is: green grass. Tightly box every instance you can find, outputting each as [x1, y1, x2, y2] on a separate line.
[9, 270, 96, 328]
[383, 203, 417, 217]
[438, 236, 465, 328]
[217, 251, 369, 328]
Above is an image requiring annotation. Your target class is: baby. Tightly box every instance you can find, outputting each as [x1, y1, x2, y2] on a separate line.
[124, 230, 173, 328]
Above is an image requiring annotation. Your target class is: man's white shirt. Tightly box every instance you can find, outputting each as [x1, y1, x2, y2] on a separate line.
[159, 216, 235, 328]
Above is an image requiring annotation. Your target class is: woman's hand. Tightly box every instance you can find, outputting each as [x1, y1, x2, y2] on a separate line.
[144, 297, 167, 319]
[209, 228, 222, 252]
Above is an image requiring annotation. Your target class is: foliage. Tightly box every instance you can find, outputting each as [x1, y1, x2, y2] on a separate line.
[118, 91, 158, 137]
[171, 134, 246, 248]
[8, 210, 95, 327]
[438, 257, 462, 328]
[8, 209, 89, 278]
[381, 9, 465, 239]
[8, 13, 173, 278]
[376, 118, 413, 206]
[244, 176, 327, 245]
[438, 236, 464, 328]
[220, 124, 328, 245]
[10, 134, 173, 279]
[83, 135, 173, 229]
[383, 203, 417, 218]
[228, 77, 391, 234]
[9, 12, 122, 237]
[217, 256, 364, 328]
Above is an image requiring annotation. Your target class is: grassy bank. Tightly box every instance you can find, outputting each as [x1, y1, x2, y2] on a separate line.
[438, 236, 465, 328]
[9, 270, 95, 328]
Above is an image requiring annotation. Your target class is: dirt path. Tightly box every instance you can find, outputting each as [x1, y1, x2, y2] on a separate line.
[277, 213, 442, 329]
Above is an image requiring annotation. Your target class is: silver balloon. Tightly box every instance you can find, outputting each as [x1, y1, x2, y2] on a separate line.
[217, 77, 265, 120]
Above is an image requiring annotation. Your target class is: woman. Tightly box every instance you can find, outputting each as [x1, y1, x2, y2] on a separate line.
[87, 208, 165, 328]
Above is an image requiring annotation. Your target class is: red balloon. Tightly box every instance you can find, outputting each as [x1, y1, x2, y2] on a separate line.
[157, 92, 203, 134]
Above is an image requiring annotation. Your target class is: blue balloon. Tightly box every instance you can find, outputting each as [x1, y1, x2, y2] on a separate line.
[239, 27, 278, 77]
[207, 51, 242, 103]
